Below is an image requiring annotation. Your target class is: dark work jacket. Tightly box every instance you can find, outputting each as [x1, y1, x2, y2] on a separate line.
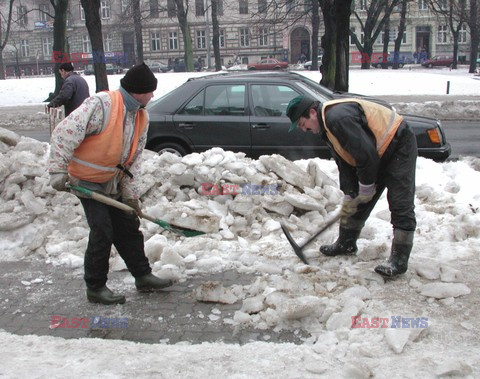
[317, 102, 406, 197]
[48, 72, 90, 116]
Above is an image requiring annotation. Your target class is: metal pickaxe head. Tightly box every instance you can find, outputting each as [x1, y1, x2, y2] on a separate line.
[280, 222, 309, 264]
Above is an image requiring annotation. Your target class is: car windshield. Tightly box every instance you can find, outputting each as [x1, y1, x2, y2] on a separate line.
[295, 76, 335, 102]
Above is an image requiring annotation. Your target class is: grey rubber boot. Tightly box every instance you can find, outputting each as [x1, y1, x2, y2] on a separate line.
[86, 285, 126, 305]
[375, 229, 414, 277]
[135, 273, 173, 292]
[320, 227, 361, 256]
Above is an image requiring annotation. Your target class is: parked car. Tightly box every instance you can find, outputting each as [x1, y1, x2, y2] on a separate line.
[83, 63, 121, 75]
[145, 71, 451, 162]
[147, 61, 171, 73]
[247, 58, 289, 70]
[303, 56, 323, 71]
[421, 55, 454, 68]
[172, 59, 201, 72]
[371, 55, 407, 69]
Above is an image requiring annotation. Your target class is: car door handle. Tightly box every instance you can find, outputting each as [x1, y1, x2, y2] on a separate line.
[251, 123, 270, 129]
[178, 122, 196, 129]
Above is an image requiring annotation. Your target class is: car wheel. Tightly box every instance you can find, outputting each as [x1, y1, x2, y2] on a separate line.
[248, 67, 256, 70]
[154, 142, 188, 157]
[428, 63, 433, 68]
[398, 63, 404, 68]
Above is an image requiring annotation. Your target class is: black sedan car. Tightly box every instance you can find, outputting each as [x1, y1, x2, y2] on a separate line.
[146, 72, 451, 162]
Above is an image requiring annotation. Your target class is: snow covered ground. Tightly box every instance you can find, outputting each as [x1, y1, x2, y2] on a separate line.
[0, 68, 479, 378]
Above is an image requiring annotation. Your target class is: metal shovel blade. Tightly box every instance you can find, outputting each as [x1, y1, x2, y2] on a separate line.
[281, 222, 309, 264]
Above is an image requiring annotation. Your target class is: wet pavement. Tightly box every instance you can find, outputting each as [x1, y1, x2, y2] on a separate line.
[0, 260, 307, 345]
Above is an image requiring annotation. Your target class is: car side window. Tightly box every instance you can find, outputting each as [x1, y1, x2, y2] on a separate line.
[178, 90, 204, 115]
[251, 84, 299, 117]
[205, 85, 246, 116]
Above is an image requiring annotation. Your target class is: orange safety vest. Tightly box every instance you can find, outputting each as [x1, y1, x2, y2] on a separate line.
[321, 98, 403, 166]
[68, 90, 147, 183]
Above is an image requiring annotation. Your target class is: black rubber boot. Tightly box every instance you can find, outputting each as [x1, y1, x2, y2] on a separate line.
[135, 273, 173, 292]
[86, 285, 126, 305]
[375, 229, 414, 277]
[320, 227, 361, 256]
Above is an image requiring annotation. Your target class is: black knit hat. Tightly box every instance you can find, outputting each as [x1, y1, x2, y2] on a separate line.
[120, 62, 158, 94]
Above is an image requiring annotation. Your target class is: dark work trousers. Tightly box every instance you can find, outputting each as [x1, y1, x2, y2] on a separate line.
[347, 123, 417, 232]
[79, 197, 151, 289]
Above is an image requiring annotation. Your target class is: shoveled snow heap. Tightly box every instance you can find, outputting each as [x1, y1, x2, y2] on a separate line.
[1, 126, 479, 373]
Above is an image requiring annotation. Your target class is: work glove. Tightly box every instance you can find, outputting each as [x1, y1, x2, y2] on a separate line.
[49, 173, 69, 192]
[341, 183, 376, 218]
[123, 198, 142, 216]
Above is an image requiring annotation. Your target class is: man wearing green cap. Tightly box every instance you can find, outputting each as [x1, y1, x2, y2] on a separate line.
[286, 95, 417, 278]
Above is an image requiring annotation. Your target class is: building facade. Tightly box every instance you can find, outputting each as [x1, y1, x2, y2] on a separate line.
[2, 0, 475, 77]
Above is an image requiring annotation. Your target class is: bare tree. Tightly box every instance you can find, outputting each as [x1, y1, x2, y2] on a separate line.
[311, 0, 321, 71]
[429, 0, 468, 69]
[391, 0, 409, 69]
[351, 0, 402, 69]
[49, 0, 69, 96]
[131, 0, 143, 64]
[211, 0, 221, 71]
[319, 0, 353, 91]
[0, 0, 15, 80]
[173, 0, 194, 71]
[467, 0, 479, 73]
[80, 0, 108, 91]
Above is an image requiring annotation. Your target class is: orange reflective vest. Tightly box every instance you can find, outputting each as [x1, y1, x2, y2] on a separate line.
[68, 90, 147, 183]
[321, 98, 403, 166]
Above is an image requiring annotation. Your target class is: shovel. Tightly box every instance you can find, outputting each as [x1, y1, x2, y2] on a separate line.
[281, 212, 341, 264]
[66, 184, 205, 238]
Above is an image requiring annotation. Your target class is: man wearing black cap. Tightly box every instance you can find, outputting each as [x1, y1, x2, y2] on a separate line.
[286, 95, 417, 278]
[47, 62, 90, 116]
[48, 63, 173, 304]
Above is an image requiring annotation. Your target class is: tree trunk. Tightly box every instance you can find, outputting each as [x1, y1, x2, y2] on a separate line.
[382, 20, 390, 69]
[175, 0, 194, 71]
[132, 0, 143, 64]
[80, 0, 108, 92]
[311, 0, 320, 71]
[50, 0, 69, 95]
[469, 0, 479, 73]
[0, 0, 16, 80]
[392, 0, 407, 69]
[211, 0, 222, 71]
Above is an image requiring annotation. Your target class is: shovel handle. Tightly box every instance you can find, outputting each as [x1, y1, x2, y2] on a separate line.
[66, 184, 135, 213]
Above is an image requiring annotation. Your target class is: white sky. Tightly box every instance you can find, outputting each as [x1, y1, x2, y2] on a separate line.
[0, 67, 479, 378]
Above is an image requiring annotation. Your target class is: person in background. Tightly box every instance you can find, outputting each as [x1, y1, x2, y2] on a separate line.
[286, 95, 417, 278]
[48, 63, 172, 305]
[47, 62, 90, 117]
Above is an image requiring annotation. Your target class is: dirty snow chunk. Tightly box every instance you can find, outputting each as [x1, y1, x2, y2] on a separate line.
[58, 253, 83, 268]
[420, 282, 471, 299]
[439, 265, 463, 282]
[259, 197, 294, 217]
[280, 296, 324, 320]
[262, 219, 281, 233]
[144, 234, 168, 262]
[434, 359, 473, 377]
[241, 295, 265, 314]
[414, 263, 440, 280]
[160, 248, 185, 267]
[342, 361, 373, 379]
[385, 328, 411, 353]
[259, 154, 314, 189]
[181, 153, 203, 166]
[167, 163, 187, 176]
[307, 160, 337, 188]
[20, 190, 47, 215]
[0, 127, 20, 146]
[193, 281, 238, 304]
[0, 212, 35, 231]
[338, 285, 371, 302]
[283, 193, 325, 211]
[21, 281, 31, 286]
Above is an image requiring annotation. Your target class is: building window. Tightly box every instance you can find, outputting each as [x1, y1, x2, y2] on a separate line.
[437, 25, 448, 43]
[239, 28, 250, 47]
[80, 4, 85, 20]
[101, 1, 111, 19]
[150, 0, 159, 17]
[216, 0, 224, 15]
[103, 34, 112, 52]
[219, 29, 225, 48]
[167, 0, 176, 17]
[121, 0, 131, 14]
[239, 0, 248, 14]
[259, 28, 268, 46]
[418, 0, 428, 11]
[169, 32, 178, 50]
[151, 32, 161, 51]
[39, 4, 49, 22]
[459, 24, 467, 43]
[42, 37, 52, 56]
[21, 39, 29, 57]
[196, 0, 205, 16]
[82, 35, 92, 53]
[17, 6, 27, 25]
[258, 0, 267, 13]
[196, 30, 206, 49]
